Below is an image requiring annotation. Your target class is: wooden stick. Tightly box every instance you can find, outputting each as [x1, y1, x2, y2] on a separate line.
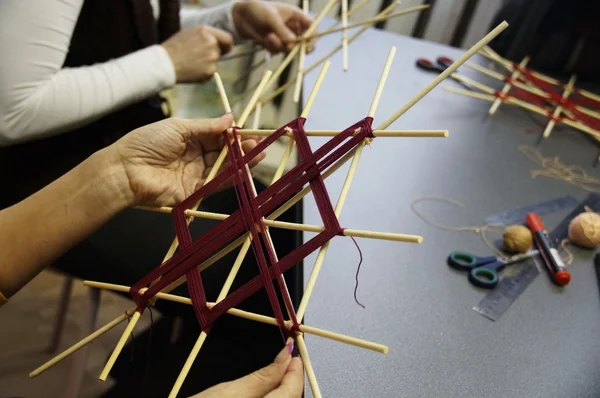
[376, 21, 509, 130]
[83, 281, 389, 353]
[296, 334, 321, 398]
[135, 206, 422, 243]
[305, 2, 401, 76]
[297, 141, 366, 321]
[260, 1, 403, 106]
[237, 70, 273, 128]
[29, 309, 133, 378]
[445, 86, 600, 139]
[341, 0, 349, 72]
[300, 61, 330, 118]
[252, 101, 262, 129]
[489, 56, 529, 115]
[292, 0, 311, 103]
[369, 47, 396, 118]
[293, 43, 307, 103]
[99, 311, 140, 381]
[466, 62, 548, 97]
[543, 74, 577, 138]
[452, 74, 496, 95]
[303, 5, 431, 42]
[225, 129, 449, 137]
[169, 332, 208, 398]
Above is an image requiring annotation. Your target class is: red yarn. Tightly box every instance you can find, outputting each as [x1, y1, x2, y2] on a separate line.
[129, 116, 374, 340]
[496, 65, 600, 132]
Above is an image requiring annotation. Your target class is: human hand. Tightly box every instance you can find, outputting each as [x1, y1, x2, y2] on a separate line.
[162, 26, 234, 83]
[103, 114, 265, 207]
[232, 0, 314, 53]
[190, 343, 304, 398]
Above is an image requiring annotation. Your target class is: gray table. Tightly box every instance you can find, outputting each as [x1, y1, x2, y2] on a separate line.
[301, 26, 600, 398]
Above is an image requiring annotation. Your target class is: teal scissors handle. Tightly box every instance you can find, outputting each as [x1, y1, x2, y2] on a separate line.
[447, 251, 504, 288]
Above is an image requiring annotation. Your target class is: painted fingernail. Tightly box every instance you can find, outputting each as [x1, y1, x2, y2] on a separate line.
[287, 341, 294, 354]
[274, 344, 292, 364]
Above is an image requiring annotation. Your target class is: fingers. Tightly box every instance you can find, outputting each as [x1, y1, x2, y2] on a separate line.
[176, 114, 234, 142]
[264, 32, 285, 54]
[265, 357, 304, 398]
[288, 9, 313, 34]
[241, 139, 267, 169]
[266, 8, 298, 51]
[229, 344, 294, 397]
[204, 25, 234, 54]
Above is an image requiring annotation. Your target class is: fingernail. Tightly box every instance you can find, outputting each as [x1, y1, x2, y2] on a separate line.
[287, 341, 294, 354]
[274, 343, 292, 364]
[226, 110, 236, 115]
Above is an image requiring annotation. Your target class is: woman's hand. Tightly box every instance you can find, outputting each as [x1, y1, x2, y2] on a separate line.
[103, 114, 265, 207]
[162, 26, 234, 83]
[191, 344, 304, 398]
[232, 1, 314, 53]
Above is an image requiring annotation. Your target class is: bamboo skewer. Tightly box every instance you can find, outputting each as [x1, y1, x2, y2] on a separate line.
[543, 74, 577, 138]
[293, 0, 310, 103]
[489, 56, 530, 115]
[376, 21, 509, 131]
[302, 5, 431, 42]
[82, 281, 389, 353]
[259, 1, 403, 106]
[135, 205, 422, 243]
[29, 310, 134, 378]
[296, 335, 321, 398]
[341, 0, 349, 72]
[466, 62, 548, 98]
[297, 47, 396, 322]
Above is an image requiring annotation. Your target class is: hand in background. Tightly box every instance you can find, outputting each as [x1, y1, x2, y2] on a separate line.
[162, 26, 234, 83]
[232, 0, 314, 53]
[190, 344, 304, 398]
[104, 115, 265, 207]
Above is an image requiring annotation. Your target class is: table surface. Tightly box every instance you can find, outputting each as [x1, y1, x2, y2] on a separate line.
[301, 25, 600, 398]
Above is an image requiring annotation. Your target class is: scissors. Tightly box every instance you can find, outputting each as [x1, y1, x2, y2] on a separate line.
[416, 56, 454, 73]
[447, 250, 538, 289]
[416, 56, 472, 90]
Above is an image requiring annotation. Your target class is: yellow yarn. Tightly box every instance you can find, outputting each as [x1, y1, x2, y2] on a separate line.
[502, 225, 533, 254]
[568, 212, 600, 248]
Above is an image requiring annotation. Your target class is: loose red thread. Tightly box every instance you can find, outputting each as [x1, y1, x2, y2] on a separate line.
[350, 236, 365, 309]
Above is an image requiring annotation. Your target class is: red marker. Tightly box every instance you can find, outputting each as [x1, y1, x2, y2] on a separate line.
[526, 213, 570, 286]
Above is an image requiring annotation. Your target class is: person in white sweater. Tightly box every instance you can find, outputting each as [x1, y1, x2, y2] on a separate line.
[0, 0, 311, 144]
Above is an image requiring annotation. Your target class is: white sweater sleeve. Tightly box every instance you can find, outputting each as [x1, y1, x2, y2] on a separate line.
[180, 2, 241, 41]
[0, 0, 176, 146]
